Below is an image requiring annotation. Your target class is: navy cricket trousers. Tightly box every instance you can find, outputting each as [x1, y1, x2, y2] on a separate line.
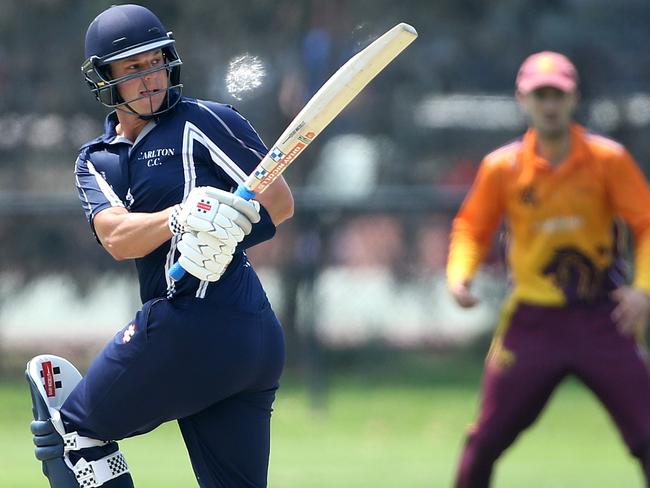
[61, 295, 285, 488]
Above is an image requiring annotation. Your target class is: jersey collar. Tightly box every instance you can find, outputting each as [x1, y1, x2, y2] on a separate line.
[102, 111, 157, 152]
[521, 123, 590, 172]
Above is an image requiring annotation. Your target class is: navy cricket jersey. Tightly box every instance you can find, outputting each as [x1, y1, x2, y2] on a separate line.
[74, 93, 276, 308]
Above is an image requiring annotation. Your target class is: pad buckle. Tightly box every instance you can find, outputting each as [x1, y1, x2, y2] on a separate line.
[73, 451, 130, 488]
[63, 431, 109, 452]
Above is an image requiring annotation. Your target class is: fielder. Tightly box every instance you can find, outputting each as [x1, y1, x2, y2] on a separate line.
[448, 51, 650, 486]
[26, 4, 293, 487]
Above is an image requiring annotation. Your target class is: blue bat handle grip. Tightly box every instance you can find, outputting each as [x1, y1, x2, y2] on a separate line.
[169, 184, 256, 281]
[234, 184, 255, 200]
[169, 261, 185, 281]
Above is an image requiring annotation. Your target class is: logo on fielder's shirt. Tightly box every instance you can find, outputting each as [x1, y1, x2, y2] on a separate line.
[520, 185, 538, 206]
[270, 147, 284, 162]
[122, 323, 136, 343]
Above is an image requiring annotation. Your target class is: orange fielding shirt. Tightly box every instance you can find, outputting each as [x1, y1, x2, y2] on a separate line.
[447, 123, 650, 306]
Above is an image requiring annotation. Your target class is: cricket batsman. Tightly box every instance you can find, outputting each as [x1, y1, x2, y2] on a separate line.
[26, 4, 293, 487]
[448, 51, 650, 486]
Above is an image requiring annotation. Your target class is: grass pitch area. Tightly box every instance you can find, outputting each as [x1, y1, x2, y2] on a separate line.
[0, 359, 643, 487]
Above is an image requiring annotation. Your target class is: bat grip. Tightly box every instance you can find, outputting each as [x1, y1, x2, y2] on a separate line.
[168, 261, 186, 281]
[234, 184, 255, 200]
[169, 183, 257, 282]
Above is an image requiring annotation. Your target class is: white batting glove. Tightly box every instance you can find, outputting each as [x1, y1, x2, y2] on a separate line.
[171, 188, 261, 247]
[176, 232, 234, 282]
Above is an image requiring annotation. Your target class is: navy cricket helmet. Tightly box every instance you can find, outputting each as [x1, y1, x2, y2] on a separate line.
[81, 4, 182, 116]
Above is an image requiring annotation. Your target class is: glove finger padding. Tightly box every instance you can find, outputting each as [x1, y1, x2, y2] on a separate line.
[177, 234, 206, 262]
[204, 188, 261, 225]
[184, 206, 247, 237]
[217, 202, 258, 235]
[196, 231, 238, 256]
[179, 186, 260, 237]
[178, 255, 225, 282]
[177, 233, 233, 282]
[178, 233, 233, 264]
[182, 213, 215, 233]
[231, 197, 261, 225]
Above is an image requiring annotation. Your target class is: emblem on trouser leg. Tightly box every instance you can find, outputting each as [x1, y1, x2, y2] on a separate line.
[26, 354, 133, 487]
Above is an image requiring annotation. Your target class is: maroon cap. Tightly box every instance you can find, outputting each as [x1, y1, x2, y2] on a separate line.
[516, 51, 578, 94]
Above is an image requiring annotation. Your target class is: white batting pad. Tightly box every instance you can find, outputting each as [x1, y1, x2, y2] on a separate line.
[27, 354, 83, 437]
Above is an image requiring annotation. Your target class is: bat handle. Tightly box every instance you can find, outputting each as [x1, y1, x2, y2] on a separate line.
[169, 183, 257, 282]
[234, 183, 255, 200]
[168, 261, 186, 281]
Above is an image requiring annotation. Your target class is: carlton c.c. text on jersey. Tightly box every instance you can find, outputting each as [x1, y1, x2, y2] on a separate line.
[74, 93, 276, 307]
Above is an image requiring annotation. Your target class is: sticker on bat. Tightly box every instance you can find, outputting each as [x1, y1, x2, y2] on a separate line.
[281, 141, 306, 165]
[257, 141, 306, 191]
[280, 121, 306, 145]
[269, 147, 284, 162]
[253, 167, 269, 180]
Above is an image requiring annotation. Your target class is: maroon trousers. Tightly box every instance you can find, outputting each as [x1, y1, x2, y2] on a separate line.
[455, 301, 650, 488]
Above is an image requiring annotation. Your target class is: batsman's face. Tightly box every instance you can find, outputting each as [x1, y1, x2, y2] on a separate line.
[110, 49, 168, 115]
[518, 87, 577, 138]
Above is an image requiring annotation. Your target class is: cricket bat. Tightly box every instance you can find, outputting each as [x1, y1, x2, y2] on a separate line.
[170, 22, 418, 281]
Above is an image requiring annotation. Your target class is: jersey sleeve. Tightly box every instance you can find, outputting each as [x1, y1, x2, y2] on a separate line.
[605, 150, 650, 294]
[447, 158, 505, 285]
[74, 149, 125, 228]
[195, 101, 278, 251]
[195, 101, 268, 187]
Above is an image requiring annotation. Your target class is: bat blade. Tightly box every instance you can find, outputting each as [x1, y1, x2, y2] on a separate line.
[170, 23, 417, 281]
[239, 22, 418, 197]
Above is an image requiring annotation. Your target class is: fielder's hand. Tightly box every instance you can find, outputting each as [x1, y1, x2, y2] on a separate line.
[176, 232, 234, 282]
[610, 286, 650, 336]
[449, 280, 479, 308]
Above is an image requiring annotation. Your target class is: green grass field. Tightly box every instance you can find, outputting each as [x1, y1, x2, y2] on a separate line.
[0, 360, 643, 487]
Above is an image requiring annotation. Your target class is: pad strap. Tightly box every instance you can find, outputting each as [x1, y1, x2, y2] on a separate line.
[63, 431, 109, 452]
[73, 451, 130, 488]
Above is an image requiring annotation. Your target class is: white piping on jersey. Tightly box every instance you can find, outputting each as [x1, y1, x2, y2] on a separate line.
[182, 122, 248, 184]
[74, 157, 94, 219]
[165, 234, 180, 298]
[164, 121, 201, 296]
[196, 280, 209, 299]
[86, 160, 125, 208]
[166, 120, 252, 299]
[181, 122, 248, 298]
[192, 100, 265, 160]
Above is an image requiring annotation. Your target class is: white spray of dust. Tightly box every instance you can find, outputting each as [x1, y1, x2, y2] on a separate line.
[225, 54, 266, 100]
